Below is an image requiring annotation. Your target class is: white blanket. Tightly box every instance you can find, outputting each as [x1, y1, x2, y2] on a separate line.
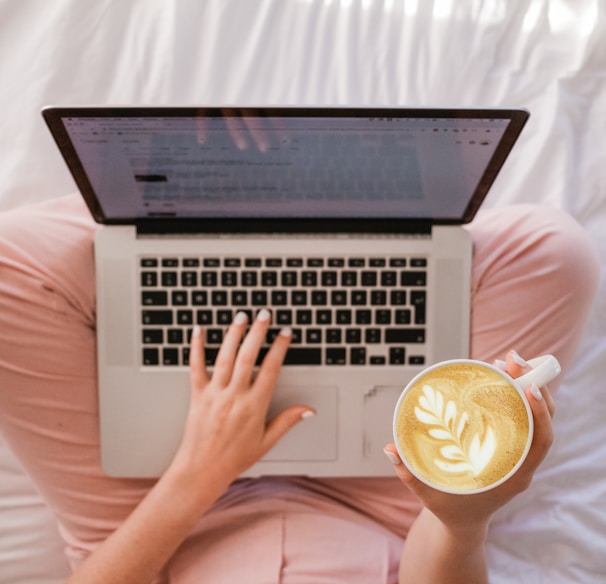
[0, 1, 604, 582]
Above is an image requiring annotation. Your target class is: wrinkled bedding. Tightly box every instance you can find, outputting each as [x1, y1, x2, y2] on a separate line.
[0, 1, 604, 582]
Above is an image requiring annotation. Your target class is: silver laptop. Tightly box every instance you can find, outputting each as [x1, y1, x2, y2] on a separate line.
[43, 106, 529, 478]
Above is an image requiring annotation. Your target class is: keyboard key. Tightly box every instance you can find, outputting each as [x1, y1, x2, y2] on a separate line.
[401, 271, 427, 286]
[211, 290, 228, 305]
[142, 310, 173, 325]
[140, 258, 158, 267]
[142, 329, 163, 344]
[224, 258, 241, 267]
[171, 291, 188, 306]
[411, 290, 427, 324]
[316, 310, 332, 325]
[196, 310, 213, 325]
[141, 272, 158, 287]
[341, 271, 357, 286]
[321, 271, 338, 286]
[276, 310, 293, 325]
[176, 310, 193, 325]
[350, 347, 366, 365]
[375, 309, 391, 325]
[231, 290, 248, 306]
[326, 329, 342, 343]
[221, 271, 238, 286]
[286, 258, 303, 267]
[306, 329, 322, 344]
[201, 272, 218, 287]
[207, 329, 223, 344]
[331, 290, 347, 305]
[355, 310, 372, 325]
[390, 290, 407, 305]
[395, 309, 412, 324]
[183, 258, 199, 267]
[181, 271, 197, 286]
[161, 258, 179, 267]
[365, 328, 381, 343]
[217, 310, 233, 325]
[281, 271, 298, 286]
[142, 291, 167, 306]
[307, 258, 324, 267]
[389, 347, 406, 365]
[370, 356, 386, 365]
[361, 271, 377, 286]
[162, 348, 179, 366]
[335, 309, 352, 325]
[381, 271, 397, 286]
[409, 355, 426, 365]
[385, 329, 426, 343]
[143, 348, 159, 365]
[345, 328, 362, 344]
[283, 347, 322, 365]
[301, 271, 317, 286]
[167, 329, 183, 344]
[348, 258, 365, 267]
[311, 290, 327, 305]
[351, 290, 367, 305]
[192, 291, 208, 305]
[370, 290, 387, 305]
[261, 271, 278, 286]
[326, 348, 346, 365]
[161, 272, 178, 287]
[251, 290, 268, 306]
[242, 271, 258, 286]
[410, 258, 427, 267]
[390, 258, 407, 267]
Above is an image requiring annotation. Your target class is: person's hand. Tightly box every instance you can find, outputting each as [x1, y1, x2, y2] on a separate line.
[168, 309, 314, 493]
[384, 350, 555, 533]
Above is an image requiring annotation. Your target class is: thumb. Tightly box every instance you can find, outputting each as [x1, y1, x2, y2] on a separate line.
[262, 407, 315, 452]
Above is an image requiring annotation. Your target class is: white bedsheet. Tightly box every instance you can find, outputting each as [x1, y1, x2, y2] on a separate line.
[0, 1, 604, 582]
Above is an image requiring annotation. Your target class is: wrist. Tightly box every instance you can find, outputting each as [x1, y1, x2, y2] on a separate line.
[422, 508, 489, 552]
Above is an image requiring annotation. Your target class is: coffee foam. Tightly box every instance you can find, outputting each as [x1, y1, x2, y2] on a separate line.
[396, 363, 530, 492]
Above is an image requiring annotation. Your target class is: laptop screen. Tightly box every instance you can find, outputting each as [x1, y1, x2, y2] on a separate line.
[43, 107, 528, 229]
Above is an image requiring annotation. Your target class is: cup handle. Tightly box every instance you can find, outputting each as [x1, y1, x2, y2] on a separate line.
[515, 355, 561, 390]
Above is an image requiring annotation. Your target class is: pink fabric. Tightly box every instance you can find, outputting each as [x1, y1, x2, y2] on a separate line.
[0, 195, 600, 583]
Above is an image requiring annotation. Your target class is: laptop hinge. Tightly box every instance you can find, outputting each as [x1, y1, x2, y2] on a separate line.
[134, 218, 434, 236]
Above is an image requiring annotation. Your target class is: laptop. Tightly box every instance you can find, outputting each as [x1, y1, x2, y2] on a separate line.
[42, 106, 529, 478]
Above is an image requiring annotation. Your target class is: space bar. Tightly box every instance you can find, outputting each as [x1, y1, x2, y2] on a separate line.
[283, 348, 322, 365]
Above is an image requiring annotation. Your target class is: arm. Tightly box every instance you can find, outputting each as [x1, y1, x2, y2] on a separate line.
[385, 351, 556, 584]
[66, 310, 313, 584]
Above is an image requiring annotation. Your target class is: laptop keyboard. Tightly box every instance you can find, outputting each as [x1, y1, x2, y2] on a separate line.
[139, 255, 427, 368]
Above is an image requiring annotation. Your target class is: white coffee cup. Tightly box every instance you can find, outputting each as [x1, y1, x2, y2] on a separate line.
[392, 355, 561, 494]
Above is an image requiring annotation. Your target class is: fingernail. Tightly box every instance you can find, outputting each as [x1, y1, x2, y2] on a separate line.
[257, 308, 271, 322]
[493, 359, 507, 371]
[279, 326, 292, 338]
[530, 383, 543, 401]
[301, 410, 315, 420]
[192, 325, 201, 338]
[234, 311, 248, 325]
[511, 350, 528, 368]
[383, 449, 401, 465]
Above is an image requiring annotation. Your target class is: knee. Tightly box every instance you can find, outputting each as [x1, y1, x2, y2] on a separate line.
[473, 204, 601, 305]
[513, 204, 600, 300]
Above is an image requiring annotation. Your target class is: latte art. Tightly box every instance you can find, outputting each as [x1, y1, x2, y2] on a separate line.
[415, 384, 497, 476]
[395, 363, 531, 492]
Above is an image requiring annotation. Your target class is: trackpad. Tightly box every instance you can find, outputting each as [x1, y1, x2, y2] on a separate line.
[263, 385, 338, 461]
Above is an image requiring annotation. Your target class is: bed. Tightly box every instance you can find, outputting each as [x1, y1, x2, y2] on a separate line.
[0, 1, 604, 582]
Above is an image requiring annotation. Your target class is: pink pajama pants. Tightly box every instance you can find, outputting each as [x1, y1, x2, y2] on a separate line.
[0, 195, 600, 583]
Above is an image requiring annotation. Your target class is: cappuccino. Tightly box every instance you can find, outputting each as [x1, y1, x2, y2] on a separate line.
[394, 362, 531, 493]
